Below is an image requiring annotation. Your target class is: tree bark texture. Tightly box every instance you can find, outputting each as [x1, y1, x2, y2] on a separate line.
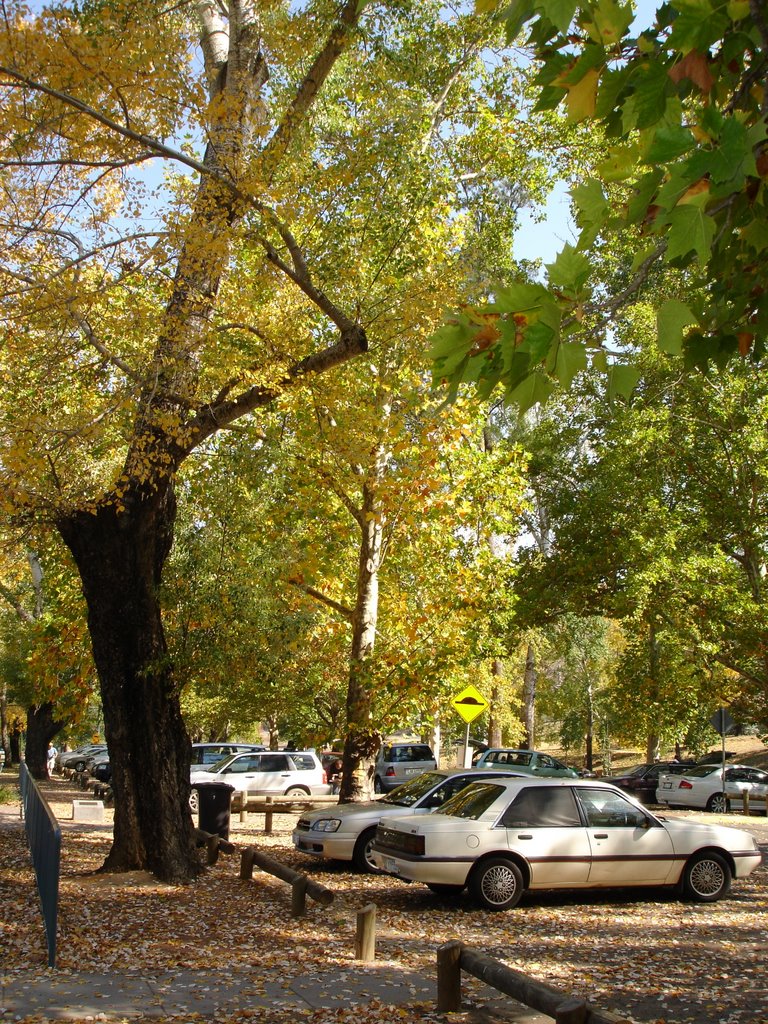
[24, 702, 63, 780]
[57, 483, 201, 883]
[522, 642, 536, 748]
[488, 660, 503, 747]
[340, 453, 386, 802]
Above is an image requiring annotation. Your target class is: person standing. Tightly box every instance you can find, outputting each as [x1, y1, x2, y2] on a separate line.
[46, 742, 58, 778]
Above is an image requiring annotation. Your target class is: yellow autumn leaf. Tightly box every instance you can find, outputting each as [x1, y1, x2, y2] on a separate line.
[566, 69, 600, 122]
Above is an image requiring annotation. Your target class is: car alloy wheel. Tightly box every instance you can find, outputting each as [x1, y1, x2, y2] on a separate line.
[470, 857, 524, 910]
[683, 851, 732, 902]
[189, 788, 199, 814]
[284, 786, 309, 797]
[353, 827, 380, 873]
[706, 792, 730, 814]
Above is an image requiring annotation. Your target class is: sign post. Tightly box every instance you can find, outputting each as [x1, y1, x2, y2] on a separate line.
[451, 685, 489, 768]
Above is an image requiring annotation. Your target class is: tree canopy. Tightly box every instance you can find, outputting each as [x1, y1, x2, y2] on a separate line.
[432, 0, 768, 408]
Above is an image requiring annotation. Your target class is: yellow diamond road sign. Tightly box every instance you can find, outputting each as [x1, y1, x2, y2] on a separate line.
[451, 684, 488, 724]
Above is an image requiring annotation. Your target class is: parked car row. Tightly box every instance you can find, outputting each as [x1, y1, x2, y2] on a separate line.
[293, 767, 525, 871]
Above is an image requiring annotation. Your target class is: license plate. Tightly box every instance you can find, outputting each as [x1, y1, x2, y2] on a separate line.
[405, 768, 418, 774]
[662, 782, 672, 789]
[384, 857, 399, 874]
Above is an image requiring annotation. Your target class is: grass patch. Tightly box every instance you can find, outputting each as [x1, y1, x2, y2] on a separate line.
[0, 783, 18, 803]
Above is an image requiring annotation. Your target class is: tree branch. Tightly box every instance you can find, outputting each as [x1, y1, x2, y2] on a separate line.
[259, 0, 368, 180]
[288, 578, 354, 621]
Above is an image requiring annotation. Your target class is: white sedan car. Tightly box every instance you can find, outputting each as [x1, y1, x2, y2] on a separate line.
[371, 777, 763, 910]
[292, 767, 523, 872]
[657, 763, 768, 813]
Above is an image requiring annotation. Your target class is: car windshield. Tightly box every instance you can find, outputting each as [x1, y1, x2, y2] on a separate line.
[439, 782, 506, 819]
[682, 764, 721, 777]
[382, 771, 445, 807]
[623, 765, 650, 778]
[208, 754, 238, 773]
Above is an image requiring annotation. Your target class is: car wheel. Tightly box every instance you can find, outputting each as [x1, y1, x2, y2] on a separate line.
[189, 788, 199, 814]
[469, 857, 524, 911]
[426, 883, 464, 897]
[352, 827, 380, 873]
[374, 777, 383, 794]
[284, 786, 310, 797]
[683, 851, 732, 902]
[706, 792, 730, 814]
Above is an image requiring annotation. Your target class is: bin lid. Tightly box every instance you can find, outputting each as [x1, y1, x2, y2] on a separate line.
[192, 781, 235, 791]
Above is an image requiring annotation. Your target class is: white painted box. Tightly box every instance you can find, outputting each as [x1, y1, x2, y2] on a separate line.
[72, 799, 104, 824]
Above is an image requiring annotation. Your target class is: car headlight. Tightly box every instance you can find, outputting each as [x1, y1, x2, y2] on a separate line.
[310, 819, 342, 833]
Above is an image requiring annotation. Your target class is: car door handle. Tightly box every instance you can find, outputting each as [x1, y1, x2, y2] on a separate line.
[593, 833, 608, 839]
[516, 834, 533, 840]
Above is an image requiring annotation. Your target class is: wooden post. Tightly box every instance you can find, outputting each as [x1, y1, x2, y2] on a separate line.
[291, 875, 308, 917]
[206, 835, 220, 865]
[556, 998, 588, 1023]
[240, 805, 247, 823]
[264, 796, 274, 835]
[240, 847, 256, 880]
[355, 903, 376, 961]
[741, 789, 750, 815]
[437, 940, 463, 1012]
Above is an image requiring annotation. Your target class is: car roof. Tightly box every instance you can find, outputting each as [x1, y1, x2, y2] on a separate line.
[464, 776, 622, 792]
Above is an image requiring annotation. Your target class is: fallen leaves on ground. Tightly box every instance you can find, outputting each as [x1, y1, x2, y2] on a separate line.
[1, 777, 767, 1024]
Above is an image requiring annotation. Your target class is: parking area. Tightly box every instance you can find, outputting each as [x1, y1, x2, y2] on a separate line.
[3, 777, 767, 1024]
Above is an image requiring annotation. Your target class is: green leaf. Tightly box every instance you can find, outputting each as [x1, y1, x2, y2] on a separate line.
[428, 322, 473, 376]
[537, 0, 578, 34]
[493, 282, 551, 314]
[607, 363, 641, 401]
[622, 62, 670, 131]
[666, 205, 716, 263]
[546, 244, 592, 293]
[553, 341, 588, 387]
[584, 0, 634, 45]
[644, 124, 696, 163]
[596, 143, 641, 181]
[506, 371, 556, 413]
[657, 299, 699, 354]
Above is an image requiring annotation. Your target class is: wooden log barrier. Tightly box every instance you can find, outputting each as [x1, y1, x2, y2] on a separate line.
[239, 847, 334, 916]
[437, 941, 630, 1024]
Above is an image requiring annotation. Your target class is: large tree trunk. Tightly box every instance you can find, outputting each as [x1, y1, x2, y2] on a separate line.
[57, 483, 201, 884]
[25, 702, 63, 780]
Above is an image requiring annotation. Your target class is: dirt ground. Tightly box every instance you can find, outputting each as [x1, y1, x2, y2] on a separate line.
[2, 749, 767, 1024]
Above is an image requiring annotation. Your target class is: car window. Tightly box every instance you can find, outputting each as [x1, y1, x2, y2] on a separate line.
[224, 756, 254, 774]
[259, 753, 290, 772]
[500, 787, 581, 827]
[289, 754, 316, 771]
[577, 788, 649, 829]
[440, 782, 506, 819]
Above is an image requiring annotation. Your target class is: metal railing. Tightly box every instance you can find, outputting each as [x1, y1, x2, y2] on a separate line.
[19, 763, 61, 967]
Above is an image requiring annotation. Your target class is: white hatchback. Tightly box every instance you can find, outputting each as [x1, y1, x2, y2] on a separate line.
[371, 777, 763, 910]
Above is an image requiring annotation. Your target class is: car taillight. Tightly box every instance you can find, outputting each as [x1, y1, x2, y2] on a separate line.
[679, 780, 693, 789]
[322, 769, 328, 784]
[385, 766, 396, 777]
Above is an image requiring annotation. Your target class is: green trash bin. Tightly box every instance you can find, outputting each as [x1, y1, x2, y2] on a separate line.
[194, 781, 234, 839]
